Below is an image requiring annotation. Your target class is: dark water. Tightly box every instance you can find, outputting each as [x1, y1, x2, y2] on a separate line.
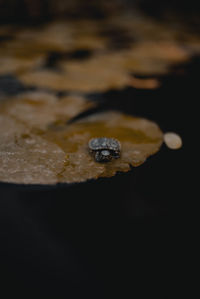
[0, 0, 196, 296]
[0, 54, 192, 297]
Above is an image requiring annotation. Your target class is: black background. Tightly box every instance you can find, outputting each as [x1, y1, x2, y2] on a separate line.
[0, 0, 195, 298]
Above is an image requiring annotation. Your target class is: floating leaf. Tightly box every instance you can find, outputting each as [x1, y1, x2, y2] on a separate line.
[1, 91, 94, 129]
[0, 14, 198, 91]
[129, 76, 160, 89]
[0, 115, 66, 185]
[18, 62, 130, 92]
[0, 101, 163, 184]
[0, 55, 44, 75]
[17, 40, 190, 92]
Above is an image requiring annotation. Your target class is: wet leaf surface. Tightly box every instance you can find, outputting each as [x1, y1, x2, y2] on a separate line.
[0, 115, 66, 185]
[0, 91, 94, 129]
[0, 96, 163, 184]
[129, 76, 160, 89]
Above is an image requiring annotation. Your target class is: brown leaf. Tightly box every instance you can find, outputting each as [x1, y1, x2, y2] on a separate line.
[0, 101, 163, 184]
[1, 91, 94, 129]
[128, 76, 160, 89]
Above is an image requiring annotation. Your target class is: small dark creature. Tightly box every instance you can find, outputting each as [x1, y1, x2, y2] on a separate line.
[88, 137, 121, 162]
